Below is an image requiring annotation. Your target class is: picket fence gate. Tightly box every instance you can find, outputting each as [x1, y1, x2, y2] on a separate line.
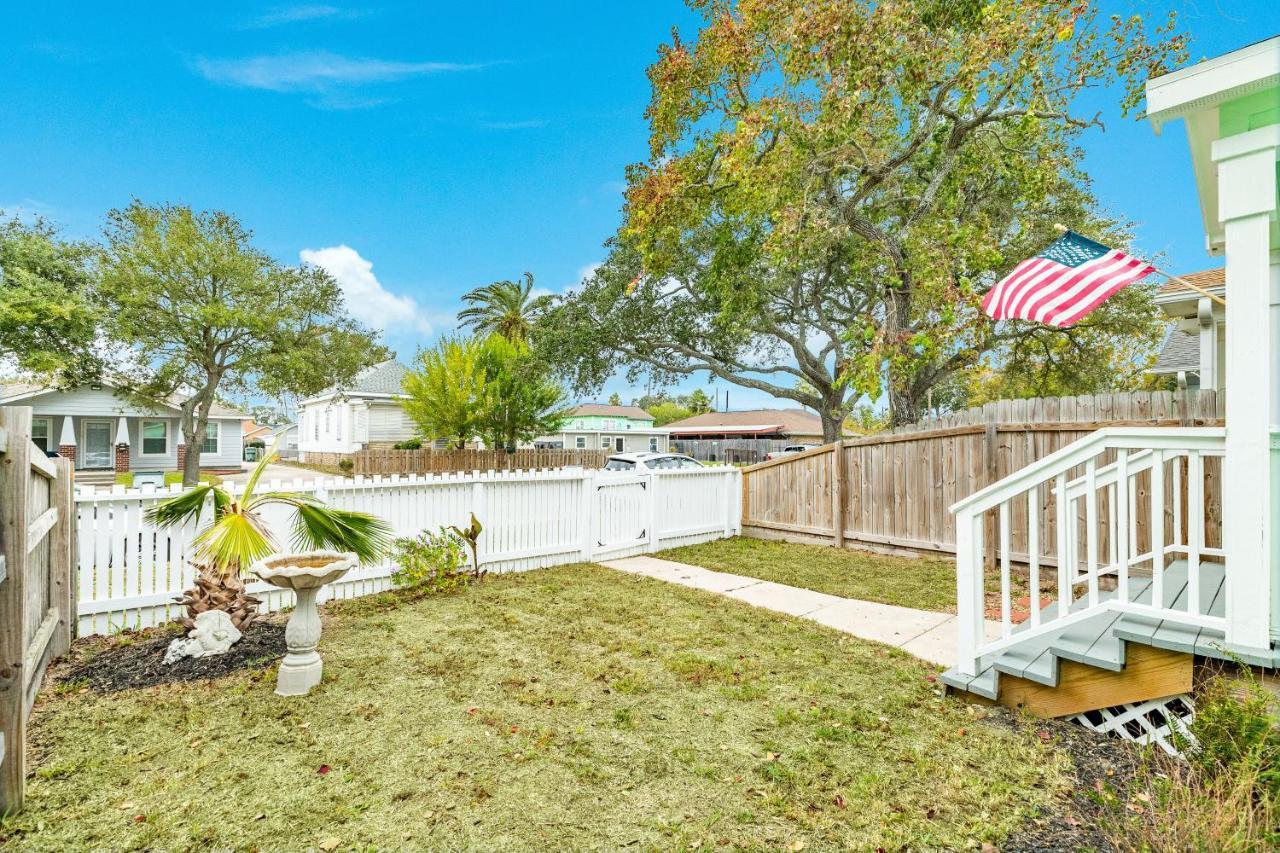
[74, 466, 741, 635]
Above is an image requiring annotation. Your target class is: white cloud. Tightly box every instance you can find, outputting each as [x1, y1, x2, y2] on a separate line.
[300, 245, 434, 335]
[194, 51, 487, 93]
[244, 5, 362, 28]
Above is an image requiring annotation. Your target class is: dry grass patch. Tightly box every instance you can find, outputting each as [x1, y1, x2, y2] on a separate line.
[8, 564, 1063, 850]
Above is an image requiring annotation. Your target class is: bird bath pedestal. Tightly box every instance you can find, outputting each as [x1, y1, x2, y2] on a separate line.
[253, 551, 357, 696]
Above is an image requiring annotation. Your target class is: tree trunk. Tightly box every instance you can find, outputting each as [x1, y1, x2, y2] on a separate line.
[888, 385, 921, 428]
[181, 385, 217, 487]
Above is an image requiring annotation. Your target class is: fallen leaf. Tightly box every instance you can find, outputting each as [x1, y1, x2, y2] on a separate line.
[133, 815, 146, 823]
[467, 707, 479, 715]
[317, 764, 331, 775]
[766, 752, 781, 762]
[117, 801, 135, 811]
[253, 813, 266, 821]
[1038, 730, 1051, 742]
[785, 841, 806, 852]
[318, 837, 341, 851]
[834, 794, 847, 809]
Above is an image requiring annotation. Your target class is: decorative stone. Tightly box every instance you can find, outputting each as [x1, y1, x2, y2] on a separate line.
[163, 610, 242, 665]
[252, 551, 356, 696]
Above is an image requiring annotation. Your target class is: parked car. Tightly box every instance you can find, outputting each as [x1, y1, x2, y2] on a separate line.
[602, 452, 705, 472]
[765, 444, 820, 461]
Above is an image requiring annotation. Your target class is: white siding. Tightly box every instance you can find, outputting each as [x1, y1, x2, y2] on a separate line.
[23, 386, 177, 418]
[367, 402, 416, 444]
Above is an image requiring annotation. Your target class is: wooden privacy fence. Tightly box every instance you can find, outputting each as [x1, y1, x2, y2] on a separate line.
[74, 466, 741, 636]
[741, 390, 1224, 563]
[0, 407, 75, 813]
[323, 447, 612, 476]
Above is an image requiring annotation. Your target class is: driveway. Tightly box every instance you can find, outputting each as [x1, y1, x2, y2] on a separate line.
[221, 461, 329, 486]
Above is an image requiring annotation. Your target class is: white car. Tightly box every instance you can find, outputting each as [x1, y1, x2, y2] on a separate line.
[765, 444, 820, 461]
[602, 452, 705, 472]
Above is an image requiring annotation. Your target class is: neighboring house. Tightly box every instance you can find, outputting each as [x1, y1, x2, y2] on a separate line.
[532, 404, 671, 454]
[267, 422, 299, 457]
[665, 408, 828, 444]
[0, 381, 246, 474]
[1150, 267, 1225, 393]
[297, 360, 417, 458]
[241, 420, 273, 445]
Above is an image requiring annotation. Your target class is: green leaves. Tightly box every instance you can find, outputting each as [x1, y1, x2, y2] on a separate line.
[402, 334, 569, 452]
[0, 216, 100, 382]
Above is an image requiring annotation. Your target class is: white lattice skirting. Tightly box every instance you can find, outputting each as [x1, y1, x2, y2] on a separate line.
[1072, 694, 1197, 756]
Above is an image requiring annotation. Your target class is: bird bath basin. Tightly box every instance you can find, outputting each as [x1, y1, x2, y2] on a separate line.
[252, 551, 357, 696]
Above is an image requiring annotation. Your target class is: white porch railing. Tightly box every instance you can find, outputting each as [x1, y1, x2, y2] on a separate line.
[951, 427, 1226, 677]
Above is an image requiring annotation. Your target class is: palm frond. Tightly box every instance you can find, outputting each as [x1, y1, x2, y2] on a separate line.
[145, 484, 222, 528]
[240, 447, 281, 502]
[246, 490, 323, 511]
[290, 503, 393, 564]
[193, 510, 276, 573]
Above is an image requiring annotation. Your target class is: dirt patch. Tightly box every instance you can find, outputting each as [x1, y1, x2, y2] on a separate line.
[988, 709, 1143, 853]
[58, 621, 286, 693]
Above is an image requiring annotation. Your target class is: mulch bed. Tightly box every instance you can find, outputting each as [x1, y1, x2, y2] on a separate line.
[989, 709, 1144, 853]
[59, 621, 286, 693]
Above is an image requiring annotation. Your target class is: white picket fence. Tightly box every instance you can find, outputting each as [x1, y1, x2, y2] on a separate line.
[74, 466, 742, 635]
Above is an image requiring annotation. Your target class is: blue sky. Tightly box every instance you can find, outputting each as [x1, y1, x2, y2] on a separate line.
[2, 2, 1276, 411]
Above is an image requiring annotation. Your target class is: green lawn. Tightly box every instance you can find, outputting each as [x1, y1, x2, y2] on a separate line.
[659, 537, 978, 612]
[7, 564, 1061, 850]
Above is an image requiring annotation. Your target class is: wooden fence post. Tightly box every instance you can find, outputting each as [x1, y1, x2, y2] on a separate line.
[831, 443, 846, 549]
[50, 457, 74, 657]
[0, 407, 31, 813]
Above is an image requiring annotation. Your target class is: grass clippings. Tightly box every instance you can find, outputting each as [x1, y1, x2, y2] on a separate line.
[9, 564, 1065, 850]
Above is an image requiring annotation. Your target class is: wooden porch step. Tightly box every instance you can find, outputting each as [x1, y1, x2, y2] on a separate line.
[940, 560, 1250, 716]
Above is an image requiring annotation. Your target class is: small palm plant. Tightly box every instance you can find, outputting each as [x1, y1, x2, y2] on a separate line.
[146, 449, 392, 631]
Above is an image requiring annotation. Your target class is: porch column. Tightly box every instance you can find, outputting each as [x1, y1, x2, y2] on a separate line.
[1197, 297, 1219, 392]
[57, 415, 76, 463]
[114, 416, 131, 474]
[1214, 126, 1279, 653]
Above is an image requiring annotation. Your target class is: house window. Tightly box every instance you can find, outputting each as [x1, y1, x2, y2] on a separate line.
[615, 437, 624, 452]
[141, 420, 168, 455]
[31, 417, 51, 452]
[649, 436, 658, 452]
[312, 412, 319, 440]
[601, 436, 611, 449]
[201, 421, 219, 454]
[575, 436, 585, 449]
[335, 408, 342, 442]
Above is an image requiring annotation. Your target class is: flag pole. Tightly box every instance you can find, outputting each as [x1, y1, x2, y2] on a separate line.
[1053, 223, 1226, 307]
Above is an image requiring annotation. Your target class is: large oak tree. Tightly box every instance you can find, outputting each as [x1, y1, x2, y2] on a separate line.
[539, 0, 1184, 436]
[99, 201, 387, 485]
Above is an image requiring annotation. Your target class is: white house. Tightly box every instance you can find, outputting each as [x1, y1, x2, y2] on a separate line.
[297, 360, 417, 458]
[0, 381, 246, 479]
[1150, 268, 1225, 392]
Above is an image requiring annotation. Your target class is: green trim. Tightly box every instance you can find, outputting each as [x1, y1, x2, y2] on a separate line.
[1219, 85, 1280, 136]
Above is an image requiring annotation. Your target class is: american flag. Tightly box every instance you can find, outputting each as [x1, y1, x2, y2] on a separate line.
[982, 230, 1156, 328]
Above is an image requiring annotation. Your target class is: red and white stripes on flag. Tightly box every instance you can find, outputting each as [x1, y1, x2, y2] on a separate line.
[982, 230, 1156, 328]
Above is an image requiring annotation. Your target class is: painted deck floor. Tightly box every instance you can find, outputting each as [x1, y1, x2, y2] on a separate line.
[601, 555, 1000, 666]
[940, 560, 1276, 700]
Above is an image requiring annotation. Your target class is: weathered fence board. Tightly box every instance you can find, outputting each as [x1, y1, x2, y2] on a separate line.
[0, 407, 75, 814]
[742, 390, 1224, 561]
[307, 447, 613, 476]
[74, 466, 741, 636]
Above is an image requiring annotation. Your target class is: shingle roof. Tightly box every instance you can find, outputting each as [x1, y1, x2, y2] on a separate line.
[315, 360, 409, 398]
[0, 381, 246, 418]
[572, 403, 653, 420]
[665, 408, 823, 434]
[1150, 330, 1200, 375]
[1158, 267, 1223, 298]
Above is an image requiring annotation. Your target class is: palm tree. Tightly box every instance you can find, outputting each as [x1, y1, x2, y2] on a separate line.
[458, 271, 540, 342]
[145, 449, 392, 630]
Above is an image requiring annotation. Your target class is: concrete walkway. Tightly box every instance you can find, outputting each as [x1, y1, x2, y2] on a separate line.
[601, 555, 995, 667]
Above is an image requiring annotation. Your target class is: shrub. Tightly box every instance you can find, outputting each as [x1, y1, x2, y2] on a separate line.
[393, 438, 423, 450]
[338, 457, 354, 474]
[390, 528, 470, 593]
[1104, 667, 1280, 851]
